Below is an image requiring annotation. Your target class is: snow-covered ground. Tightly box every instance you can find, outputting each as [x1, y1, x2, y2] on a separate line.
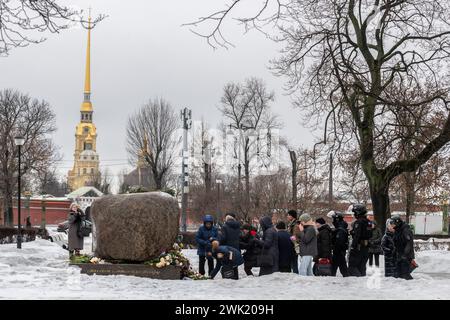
[0, 238, 449, 300]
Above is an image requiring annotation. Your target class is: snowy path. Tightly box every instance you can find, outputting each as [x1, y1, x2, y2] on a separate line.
[0, 239, 449, 300]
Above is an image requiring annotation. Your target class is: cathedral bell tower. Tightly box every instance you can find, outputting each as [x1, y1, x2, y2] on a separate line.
[67, 14, 100, 191]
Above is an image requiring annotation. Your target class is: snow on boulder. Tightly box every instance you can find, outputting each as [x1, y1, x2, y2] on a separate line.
[91, 192, 180, 262]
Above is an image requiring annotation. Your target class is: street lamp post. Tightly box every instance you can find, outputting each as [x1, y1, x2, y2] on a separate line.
[14, 136, 25, 249]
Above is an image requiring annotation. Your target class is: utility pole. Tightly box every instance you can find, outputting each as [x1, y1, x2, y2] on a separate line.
[329, 153, 333, 210]
[181, 108, 192, 233]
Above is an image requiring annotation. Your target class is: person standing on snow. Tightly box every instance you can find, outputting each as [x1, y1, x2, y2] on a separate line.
[313, 217, 332, 275]
[348, 204, 372, 277]
[391, 215, 415, 280]
[239, 224, 261, 276]
[381, 219, 397, 277]
[297, 213, 318, 276]
[218, 213, 241, 250]
[275, 221, 294, 273]
[209, 240, 244, 280]
[286, 210, 300, 273]
[68, 203, 84, 257]
[256, 216, 279, 276]
[328, 211, 349, 277]
[195, 214, 218, 276]
[368, 220, 383, 268]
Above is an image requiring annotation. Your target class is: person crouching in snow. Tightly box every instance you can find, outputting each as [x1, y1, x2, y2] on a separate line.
[239, 224, 261, 276]
[195, 214, 218, 276]
[297, 213, 318, 276]
[381, 219, 397, 278]
[209, 240, 244, 280]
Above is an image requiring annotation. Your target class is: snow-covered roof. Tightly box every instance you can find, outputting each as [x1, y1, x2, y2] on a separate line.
[66, 186, 103, 198]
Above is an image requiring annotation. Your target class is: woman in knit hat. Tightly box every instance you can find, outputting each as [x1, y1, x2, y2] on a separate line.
[297, 213, 318, 276]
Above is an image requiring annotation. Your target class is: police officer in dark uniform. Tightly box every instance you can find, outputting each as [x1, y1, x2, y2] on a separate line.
[348, 204, 372, 277]
[390, 215, 415, 280]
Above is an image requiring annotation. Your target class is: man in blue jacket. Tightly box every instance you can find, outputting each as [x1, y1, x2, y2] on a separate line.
[195, 215, 218, 276]
[209, 240, 244, 280]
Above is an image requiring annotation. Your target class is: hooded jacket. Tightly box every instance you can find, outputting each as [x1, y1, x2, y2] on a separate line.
[218, 219, 241, 250]
[393, 221, 415, 261]
[258, 216, 279, 272]
[316, 224, 332, 259]
[195, 222, 218, 256]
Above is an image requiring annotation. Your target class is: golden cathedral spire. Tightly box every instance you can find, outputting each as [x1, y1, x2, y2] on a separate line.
[68, 7, 100, 192]
[81, 10, 92, 112]
[84, 14, 91, 94]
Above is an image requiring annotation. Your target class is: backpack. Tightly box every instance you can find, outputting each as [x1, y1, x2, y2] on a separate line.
[79, 218, 92, 237]
[335, 227, 349, 250]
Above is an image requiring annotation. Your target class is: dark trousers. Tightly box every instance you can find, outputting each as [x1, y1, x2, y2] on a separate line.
[396, 260, 413, 280]
[348, 246, 369, 277]
[331, 250, 349, 277]
[199, 256, 214, 276]
[368, 253, 380, 267]
[259, 266, 274, 276]
[291, 254, 299, 274]
[244, 265, 254, 276]
[279, 265, 291, 273]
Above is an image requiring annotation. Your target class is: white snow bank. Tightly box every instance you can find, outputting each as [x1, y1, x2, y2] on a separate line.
[0, 240, 449, 300]
[415, 250, 450, 274]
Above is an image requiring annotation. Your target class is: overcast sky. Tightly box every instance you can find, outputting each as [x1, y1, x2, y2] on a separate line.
[0, 0, 315, 184]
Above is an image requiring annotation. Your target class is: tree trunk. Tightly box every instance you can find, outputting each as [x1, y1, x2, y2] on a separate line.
[244, 160, 250, 211]
[204, 162, 211, 195]
[370, 184, 390, 232]
[404, 172, 415, 224]
[289, 150, 298, 209]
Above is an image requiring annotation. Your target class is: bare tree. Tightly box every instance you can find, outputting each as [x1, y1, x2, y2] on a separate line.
[126, 98, 180, 190]
[0, 89, 57, 226]
[0, 1, 104, 56]
[220, 77, 280, 216]
[190, 1, 450, 227]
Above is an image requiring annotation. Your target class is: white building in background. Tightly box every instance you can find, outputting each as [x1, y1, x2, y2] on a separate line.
[66, 186, 103, 210]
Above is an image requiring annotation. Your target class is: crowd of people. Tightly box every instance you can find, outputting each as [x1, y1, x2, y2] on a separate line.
[195, 204, 416, 280]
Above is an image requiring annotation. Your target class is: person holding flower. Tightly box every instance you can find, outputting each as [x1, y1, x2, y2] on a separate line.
[209, 240, 244, 280]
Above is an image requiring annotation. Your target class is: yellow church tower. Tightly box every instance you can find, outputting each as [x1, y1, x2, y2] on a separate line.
[67, 15, 100, 191]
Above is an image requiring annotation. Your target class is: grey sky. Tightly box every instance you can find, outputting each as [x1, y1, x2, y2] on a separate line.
[0, 0, 315, 183]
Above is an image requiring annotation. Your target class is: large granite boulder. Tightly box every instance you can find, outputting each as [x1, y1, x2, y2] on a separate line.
[91, 192, 180, 262]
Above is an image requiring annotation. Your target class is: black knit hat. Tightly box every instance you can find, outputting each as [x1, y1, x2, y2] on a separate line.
[315, 217, 326, 225]
[276, 221, 286, 229]
[287, 210, 298, 219]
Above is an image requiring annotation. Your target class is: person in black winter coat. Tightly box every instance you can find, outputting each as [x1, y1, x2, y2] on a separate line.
[209, 240, 244, 280]
[195, 215, 218, 276]
[257, 216, 279, 276]
[275, 221, 294, 273]
[239, 224, 261, 276]
[381, 219, 397, 277]
[218, 214, 241, 250]
[391, 215, 415, 280]
[328, 211, 349, 277]
[368, 221, 383, 268]
[348, 204, 372, 277]
[313, 218, 332, 275]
